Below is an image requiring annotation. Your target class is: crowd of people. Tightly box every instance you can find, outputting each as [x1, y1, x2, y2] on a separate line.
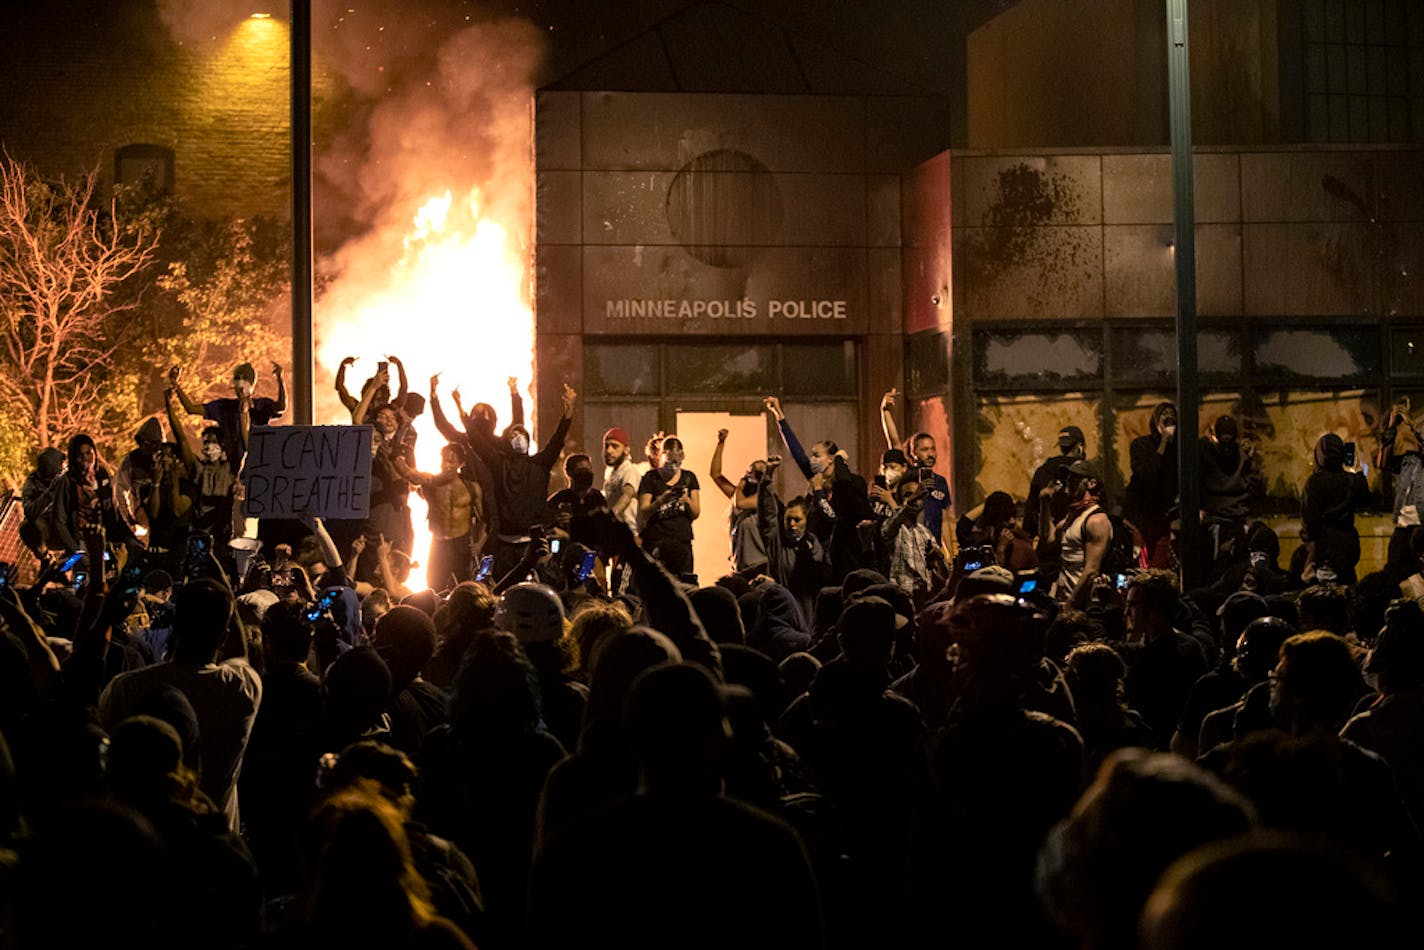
[1, 360, 1422, 948]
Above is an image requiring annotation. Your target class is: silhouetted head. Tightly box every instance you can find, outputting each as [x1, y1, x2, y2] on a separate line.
[1140, 832, 1403, 950]
[1269, 631, 1368, 733]
[170, 578, 234, 664]
[626, 662, 731, 796]
[1037, 750, 1256, 950]
[373, 605, 437, 693]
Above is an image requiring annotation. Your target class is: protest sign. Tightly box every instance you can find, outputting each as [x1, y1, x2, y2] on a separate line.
[242, 425, 372, 519]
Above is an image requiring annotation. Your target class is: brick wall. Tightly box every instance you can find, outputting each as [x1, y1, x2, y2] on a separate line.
[0, 1, 320, 220]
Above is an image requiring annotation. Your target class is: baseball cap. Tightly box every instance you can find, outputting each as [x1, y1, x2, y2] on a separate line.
[603, 427, 631, 446]
[1058, 425, 1085, 451]
[881, 448, 908, 467]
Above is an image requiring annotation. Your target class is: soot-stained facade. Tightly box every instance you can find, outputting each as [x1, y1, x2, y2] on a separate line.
[532, 18, 953, 490]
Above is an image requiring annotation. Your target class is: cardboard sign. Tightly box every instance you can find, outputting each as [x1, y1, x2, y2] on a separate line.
[242, 425, 372, 519]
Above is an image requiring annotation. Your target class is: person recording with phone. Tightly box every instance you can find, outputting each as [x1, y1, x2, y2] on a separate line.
[637, 435, 700, 577]
[1300, 432, 1371, 585]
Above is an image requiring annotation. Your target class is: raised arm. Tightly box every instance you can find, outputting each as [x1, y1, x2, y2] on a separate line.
[880, 388, 903, 450]
[764, 395, 814, 482]
[709, 429, 737, 499]
[167, 365, 204, 416]
[389, 355, 409, 407]
[593, 510, 722, 679]
[270, 361, 287, 416]
[531, 384, 576, 467]
[165, 388, 197, 469]
[335, 356, 359, 413]
[353, 367, 389, 425]
[428, 376, 469, 444]
[507, 376, 525, 428]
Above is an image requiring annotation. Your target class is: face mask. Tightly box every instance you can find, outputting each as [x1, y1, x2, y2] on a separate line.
[510, 433, 530, 454]
[571, 471, 595, 493]
[810, 455, 829, 475]
[884, 468, 901, 487]
[658, 460, 681, 480]
[202, 442, 223, 463]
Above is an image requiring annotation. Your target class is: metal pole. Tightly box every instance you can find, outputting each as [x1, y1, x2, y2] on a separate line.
[1167, 0, 1200, 587]
[291, 0, 314, 424]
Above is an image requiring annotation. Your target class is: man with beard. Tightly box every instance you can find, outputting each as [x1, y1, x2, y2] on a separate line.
[1049, 461, 1112, 607]
[638, 435, 701, 578]
[601, 427, 641, 536]
[1126, 402, 1179, 566]
[709, 427, 769, 575]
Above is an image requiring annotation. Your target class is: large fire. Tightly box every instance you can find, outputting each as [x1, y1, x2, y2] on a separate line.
[315, 186, 534, 589]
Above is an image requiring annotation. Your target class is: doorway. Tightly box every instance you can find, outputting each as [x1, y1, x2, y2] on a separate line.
[674, 410, 767, 582]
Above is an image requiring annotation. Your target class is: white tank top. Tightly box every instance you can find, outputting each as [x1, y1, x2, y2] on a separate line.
[1054, 504, 1101, 599]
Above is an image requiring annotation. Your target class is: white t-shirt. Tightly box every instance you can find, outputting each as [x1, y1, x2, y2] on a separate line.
[604, 458, 642, 534]
[98, 658, 262, 833]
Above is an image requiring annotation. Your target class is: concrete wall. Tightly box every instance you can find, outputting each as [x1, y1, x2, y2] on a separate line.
[966, 0, 1285, 148]
[951, 147, 1424, 322]
[935, 143, 1424, 574]
[535, 90, 946, 474]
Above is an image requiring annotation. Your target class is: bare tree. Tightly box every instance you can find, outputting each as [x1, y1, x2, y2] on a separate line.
[0, 152, 159, 458]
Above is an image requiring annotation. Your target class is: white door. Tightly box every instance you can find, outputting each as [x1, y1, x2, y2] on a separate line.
[674, 410, 767, 583]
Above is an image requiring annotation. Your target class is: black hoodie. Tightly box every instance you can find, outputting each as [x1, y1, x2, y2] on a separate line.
[1301, 433, 1370, 581]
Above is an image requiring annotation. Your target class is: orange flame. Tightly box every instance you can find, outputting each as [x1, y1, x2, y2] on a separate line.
[315, 184, 534, 590]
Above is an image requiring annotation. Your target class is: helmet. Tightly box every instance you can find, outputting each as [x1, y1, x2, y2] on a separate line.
[494, 582, 566, 643]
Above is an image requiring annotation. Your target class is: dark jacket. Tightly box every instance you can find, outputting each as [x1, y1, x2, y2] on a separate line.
[49, 436, 134, 552]
[1301, 433, 1371, 581]
[1125, 402, 1178, 537]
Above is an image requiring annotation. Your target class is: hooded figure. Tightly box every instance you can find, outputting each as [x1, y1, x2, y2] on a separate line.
[746, 583, 812, 662]
[1125, 402, 1179, 561]
[116, 417, 178, 541]
[50, 434, 133, 553]
[19, 448, 67, 556]
[1199, 416, 1259, 521]
[1301, 433, 1371, 585]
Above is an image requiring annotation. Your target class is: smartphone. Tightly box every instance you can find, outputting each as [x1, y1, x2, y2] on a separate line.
[1016, 577, 1037, 594]
[269, 568, 294, 589]
[1343, 442, 1356, 467]
[61, 552, 84, 573]
[475, 555, 494, 582]
[1116, 573, 1129, 590]
[962, 560, 983, 573]
[377, 360, 389, 375]
[575, 550, 597, 583]
[303, 586, 337, 621]
[187, 534, 211, 558]
[549, 538, 563, 555]
[72, 570, 87, 592]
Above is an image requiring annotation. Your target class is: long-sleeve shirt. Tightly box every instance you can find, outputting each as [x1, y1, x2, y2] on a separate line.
[772, 417, 871, 575]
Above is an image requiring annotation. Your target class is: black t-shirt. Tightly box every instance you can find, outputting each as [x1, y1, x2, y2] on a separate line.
[205, 397, 279, 469]
[637, 469, 699, 543]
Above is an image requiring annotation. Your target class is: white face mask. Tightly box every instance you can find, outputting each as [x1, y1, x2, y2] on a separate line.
[884, 468, 902, 487]
[510, 433, 530, 454]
